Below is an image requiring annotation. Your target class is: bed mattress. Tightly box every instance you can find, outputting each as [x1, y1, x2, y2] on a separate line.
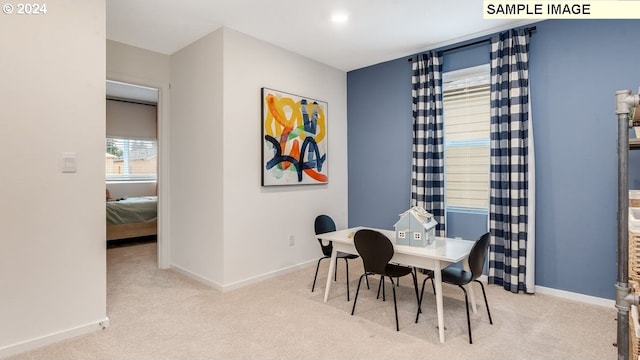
[106, 196, 157, 225]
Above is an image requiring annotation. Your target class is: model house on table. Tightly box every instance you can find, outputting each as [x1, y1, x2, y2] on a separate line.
[394, 206, 438, 247]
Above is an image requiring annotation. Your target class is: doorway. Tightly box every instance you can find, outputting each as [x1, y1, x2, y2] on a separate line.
[105, 78, 170, 269]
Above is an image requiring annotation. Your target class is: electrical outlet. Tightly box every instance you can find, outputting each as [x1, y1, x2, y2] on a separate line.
[288, 234, 295, 246]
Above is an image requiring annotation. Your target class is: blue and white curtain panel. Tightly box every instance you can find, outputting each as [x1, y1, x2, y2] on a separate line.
[411, 51, 445, 235]
[488, 28, 531, 293]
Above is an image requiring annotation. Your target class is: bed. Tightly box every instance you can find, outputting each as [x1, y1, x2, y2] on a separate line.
[106, 196, 158, 241]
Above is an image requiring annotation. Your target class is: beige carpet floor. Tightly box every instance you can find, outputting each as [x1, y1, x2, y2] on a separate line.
[8, 242, 617, 360]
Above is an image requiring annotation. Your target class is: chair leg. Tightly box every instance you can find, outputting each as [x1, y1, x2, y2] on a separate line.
[334, 258, 338, 281]
[389, 277, 400, 331]
[359, 258, 370, 290]
[459, 285, 472, 344]
[382, 277, 386, 301]
[311, 257, 327, 292]
[411, 270, 421, 314]
[377, 277, 386, 301]
[344, 258, 350, 301]
[474, 280, 493, 324]
[415, 275, 432, 323]
[351, 274, 367, 316]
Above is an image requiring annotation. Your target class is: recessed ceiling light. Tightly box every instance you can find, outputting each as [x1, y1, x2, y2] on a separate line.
[331, 12, 348, 23]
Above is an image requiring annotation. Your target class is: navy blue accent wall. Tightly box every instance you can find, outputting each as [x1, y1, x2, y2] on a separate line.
[442, 42, 490, 72]
[347, 58, 413, 229]
[347, 19, 640, 299]
[446, 212, 488, 240]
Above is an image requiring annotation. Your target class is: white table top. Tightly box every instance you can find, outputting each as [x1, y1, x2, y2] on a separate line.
[318, 226, 474, 264]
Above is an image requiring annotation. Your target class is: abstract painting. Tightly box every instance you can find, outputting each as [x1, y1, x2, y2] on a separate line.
[261, 88, 328, 186]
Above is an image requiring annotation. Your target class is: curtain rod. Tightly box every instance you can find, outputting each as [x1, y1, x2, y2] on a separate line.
[407, 26, 536, 62]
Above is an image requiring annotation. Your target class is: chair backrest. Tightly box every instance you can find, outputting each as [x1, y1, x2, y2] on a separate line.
[314, 215, 336, 257]
[468, 232, 491, 280]
[353, 229, 394, 275]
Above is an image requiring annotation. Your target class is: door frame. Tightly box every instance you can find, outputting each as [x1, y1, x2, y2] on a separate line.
[106, 73, 171, 269]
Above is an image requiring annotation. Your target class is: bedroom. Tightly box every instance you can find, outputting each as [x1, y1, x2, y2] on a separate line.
[105, 81, 160, 247]
[2, 1, 640, 358]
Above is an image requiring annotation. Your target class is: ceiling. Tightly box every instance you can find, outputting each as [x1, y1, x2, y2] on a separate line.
[106, 0, 537, 72]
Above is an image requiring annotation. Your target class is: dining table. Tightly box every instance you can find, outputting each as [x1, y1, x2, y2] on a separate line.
[318, 226, 478, 343]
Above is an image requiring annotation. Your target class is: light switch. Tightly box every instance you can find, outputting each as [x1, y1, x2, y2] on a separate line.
[61, 152, 77, 173]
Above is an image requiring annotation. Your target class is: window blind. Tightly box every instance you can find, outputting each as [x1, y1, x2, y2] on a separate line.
[443, 64, 490, 210]
[106, 99, 157, 140]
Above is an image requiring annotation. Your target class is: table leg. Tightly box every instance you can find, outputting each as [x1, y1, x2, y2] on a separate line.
[434, 262, 445, 343]
[462, 261, 478, 313]
[323, 248, 338, 302]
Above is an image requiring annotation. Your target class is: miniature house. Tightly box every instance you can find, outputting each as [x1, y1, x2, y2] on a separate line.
[394, 206, 438, 247]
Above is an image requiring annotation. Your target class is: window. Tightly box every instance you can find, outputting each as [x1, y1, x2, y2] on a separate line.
[442, 64, 490, 211]
[106, 138, 157, 181]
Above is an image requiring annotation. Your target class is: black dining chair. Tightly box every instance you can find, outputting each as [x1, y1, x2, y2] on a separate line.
[312, 215, 367, 301]
[416, 232, 493, 344]
[351, 229, 420, 331]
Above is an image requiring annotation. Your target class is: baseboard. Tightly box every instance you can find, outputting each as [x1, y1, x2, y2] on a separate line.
[0, 317, 110, 359]
[221, 259, 317, 292]
[478, 275, 614, 308]
[534, 285, 615, 308]
[169, 264, 224, 291]
[171, 259, 317, 293]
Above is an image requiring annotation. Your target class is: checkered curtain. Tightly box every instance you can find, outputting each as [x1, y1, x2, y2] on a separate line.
[411, 51, 445, 235]
[488, 28, 535, 293]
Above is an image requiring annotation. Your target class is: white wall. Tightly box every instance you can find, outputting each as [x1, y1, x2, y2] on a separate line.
[169, 29, 225, 284]
[107, 182, 156, 199]
[0, 1, 107, 356]
[221, 28, 348, 285]
[167, 27, 348, 288]
[107, 40, 170, 84]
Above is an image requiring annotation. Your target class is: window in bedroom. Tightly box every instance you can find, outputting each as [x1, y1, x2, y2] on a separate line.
[106, 138, 157, 181]
[443, 64, 490, 211]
